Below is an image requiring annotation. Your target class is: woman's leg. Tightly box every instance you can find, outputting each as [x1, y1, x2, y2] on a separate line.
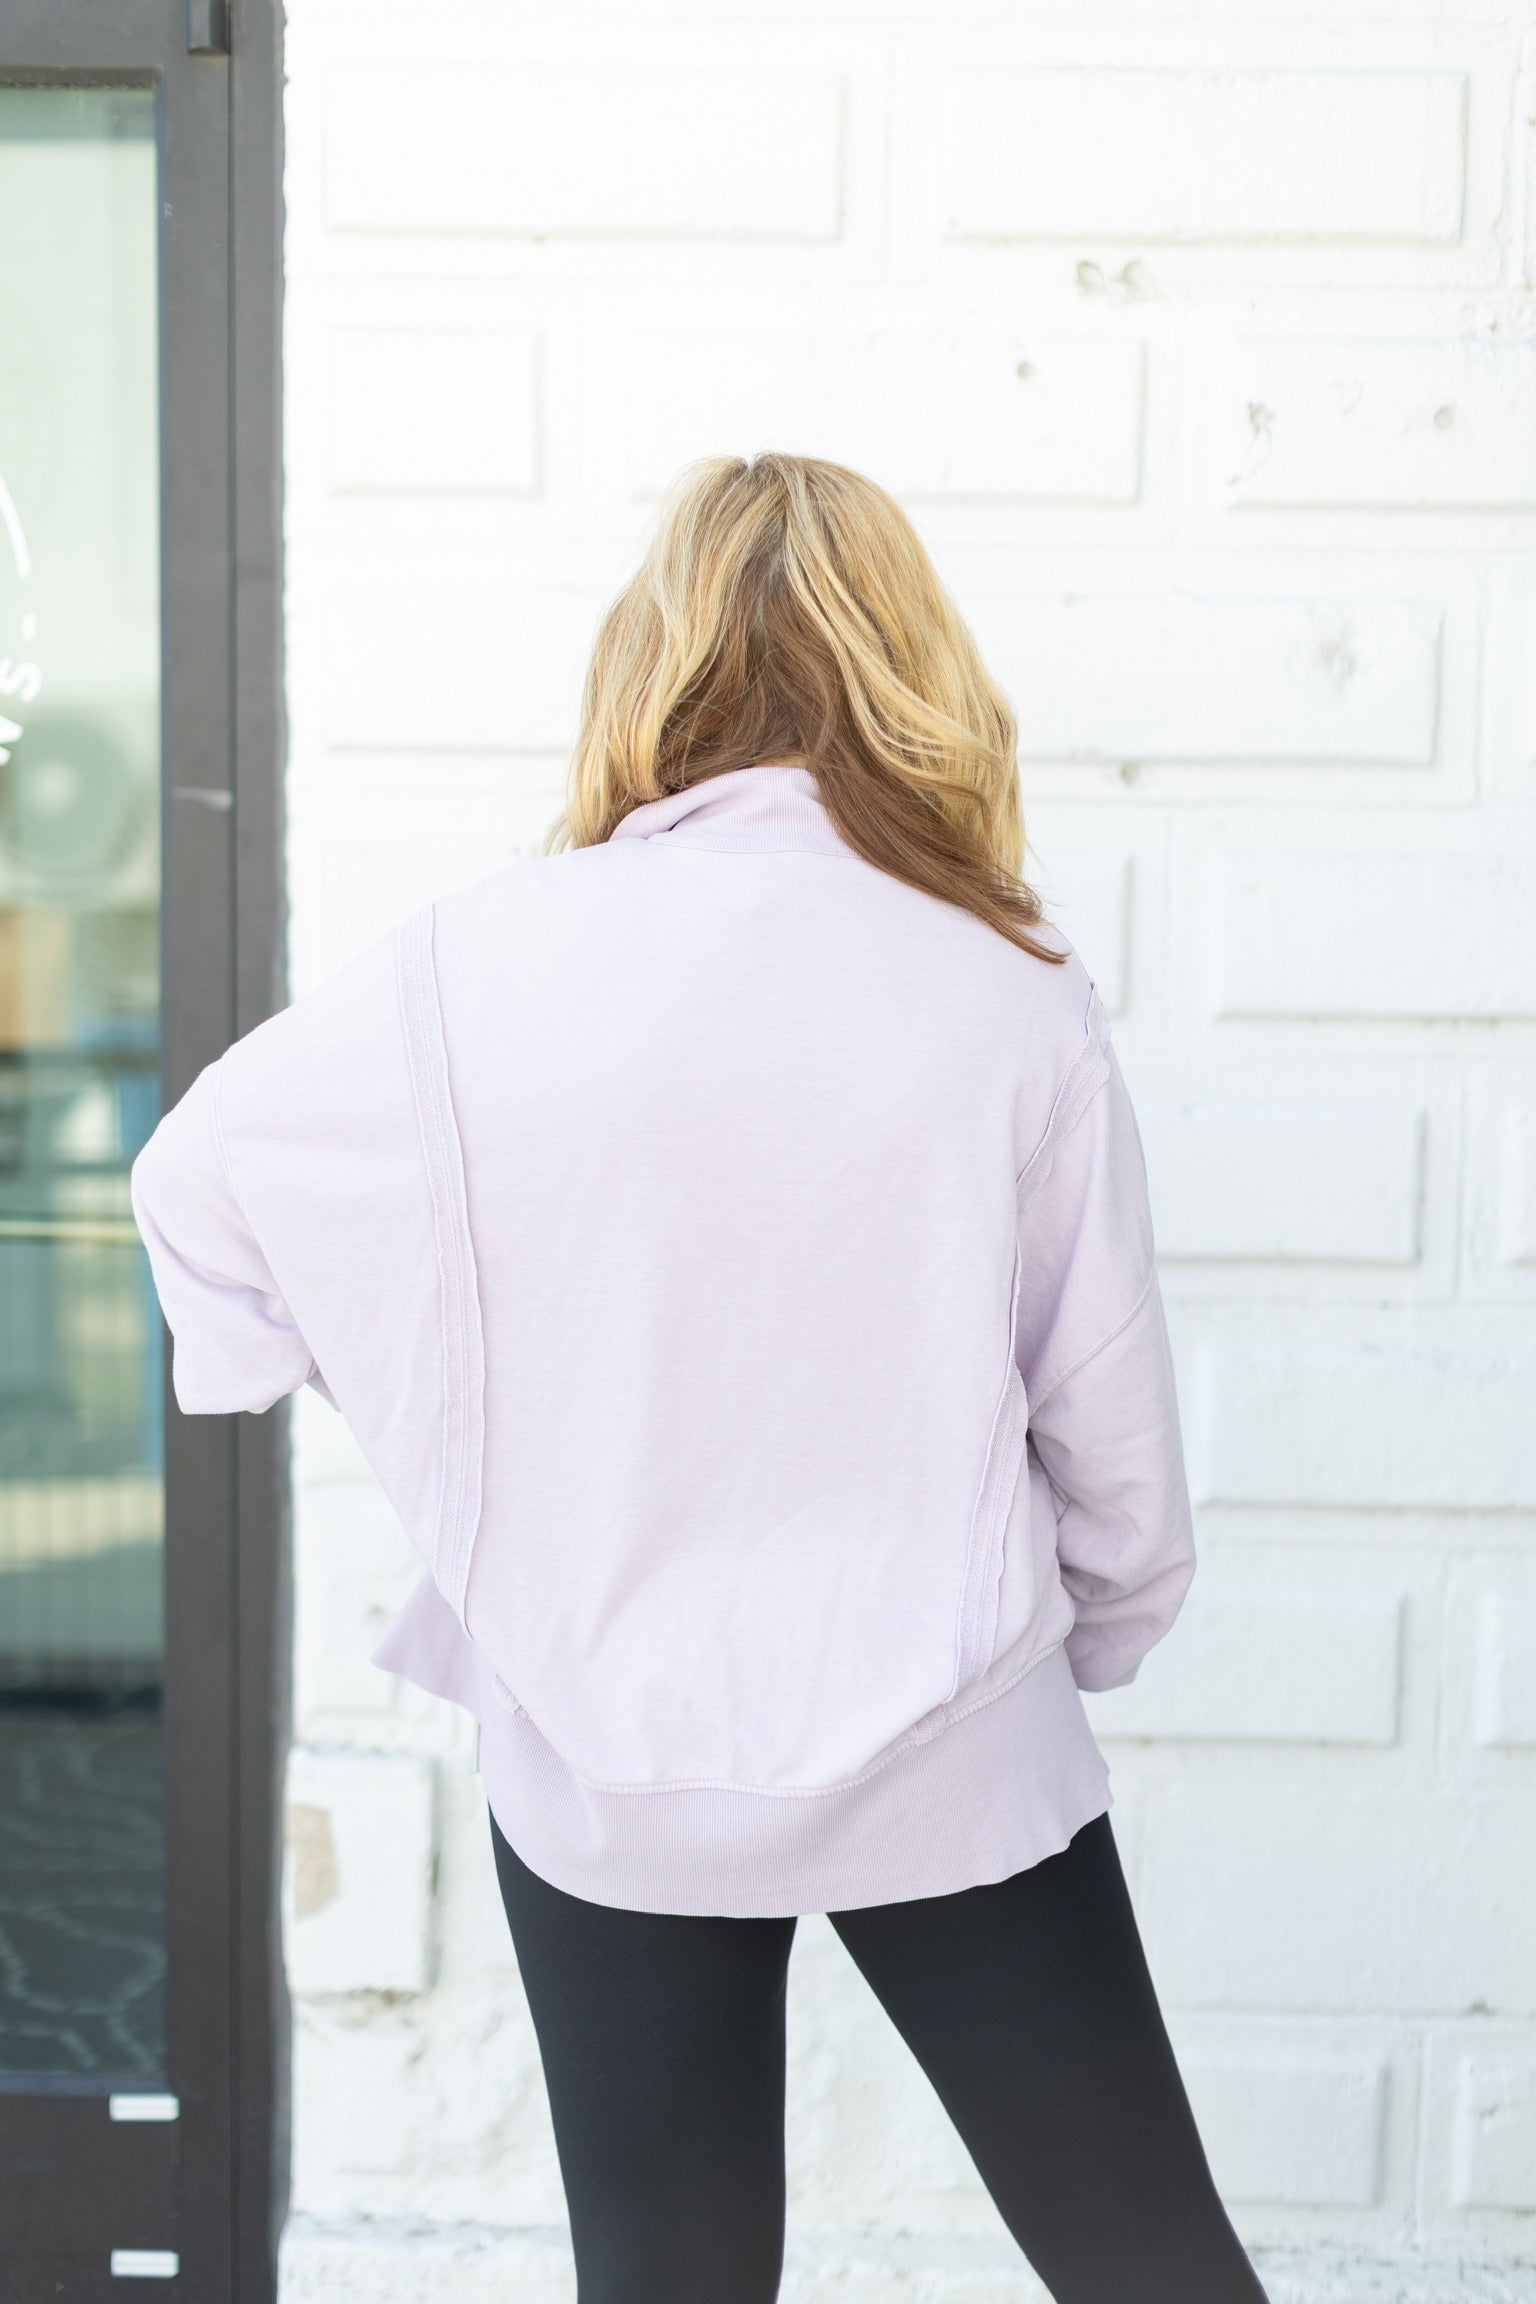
[829, 1813, 1268, 2304]
[489, 1810, 797, 2304]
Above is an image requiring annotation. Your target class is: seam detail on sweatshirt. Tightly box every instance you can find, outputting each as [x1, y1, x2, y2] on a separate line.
[397, 905, 486, 1631]
[1028, 1263, 1157, 1418]
[512, 1634, 1072, 1803]
[1013, 985, 1113, 1208]
[208, 1061, 271, 1251]
[949, 1239, 1027, 1700]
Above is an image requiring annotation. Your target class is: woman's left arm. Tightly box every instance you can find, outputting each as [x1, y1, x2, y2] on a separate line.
[1015, 1031, 1196, 1693]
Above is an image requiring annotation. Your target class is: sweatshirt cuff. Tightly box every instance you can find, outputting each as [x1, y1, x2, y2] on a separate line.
[1065, 1630, 1144, 1694]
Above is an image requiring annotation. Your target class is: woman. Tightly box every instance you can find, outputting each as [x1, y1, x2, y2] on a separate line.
[132, 454, 1267, 2303]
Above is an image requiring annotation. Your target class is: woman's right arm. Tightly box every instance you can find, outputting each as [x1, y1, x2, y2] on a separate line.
[130, 1059, 329, 1417]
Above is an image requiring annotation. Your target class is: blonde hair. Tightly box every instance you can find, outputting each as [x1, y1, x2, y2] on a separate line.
[548, 453, 1060, 959]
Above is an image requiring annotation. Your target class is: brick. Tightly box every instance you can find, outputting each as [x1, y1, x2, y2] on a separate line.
[1034, 850, 1131, 1014]
[942, 70, 1466, 245]
[284, 1749, 436, 1995]
[961, 596, 1440, 764]
[294, 1481, 424, 1721]
[1479, 580, 1536, 799]
[1191, 1327, 1536, 1510]
[1453, 2057, 1536, 2209]
[1517, 595, 1536, 762]
[1183, 2055, 1388, 2206]
[1089, 1586, 1403, 1746]
[1473, 1590, 1536, 1749]
[289, 2020, 443, 2210]
[327, 326, 539, 496]
[1139, 1786, 1536, 2015]
[1219, 339, 1536, 509]
[607, 332, 1145, 504]
[1139, 1099, 1423, 1262]
[322, 587, 600, 751]
[1496, 1099, 1536, 1267]
[324, 65, 844, 240]
[1211, 850, 1536, 1020]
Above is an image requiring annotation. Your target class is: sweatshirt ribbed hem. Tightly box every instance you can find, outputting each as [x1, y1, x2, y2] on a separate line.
[371, 1577, 1111, 1917]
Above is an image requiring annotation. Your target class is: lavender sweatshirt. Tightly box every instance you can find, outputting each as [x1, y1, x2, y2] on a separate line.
[130, 764, 1194, 1916]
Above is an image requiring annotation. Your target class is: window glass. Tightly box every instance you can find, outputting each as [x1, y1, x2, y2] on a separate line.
[0, 86, 165, 2085]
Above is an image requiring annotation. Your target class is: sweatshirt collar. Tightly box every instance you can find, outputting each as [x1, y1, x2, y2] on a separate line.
[608, 764, 854, 858]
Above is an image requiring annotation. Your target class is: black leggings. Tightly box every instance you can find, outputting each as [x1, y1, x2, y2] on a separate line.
[490, 1810, 1268, 2304]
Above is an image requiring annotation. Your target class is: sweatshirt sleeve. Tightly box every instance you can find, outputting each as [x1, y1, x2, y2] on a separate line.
[1014, 1023, 1195, 1693]
[129, 1056, 328, 1416]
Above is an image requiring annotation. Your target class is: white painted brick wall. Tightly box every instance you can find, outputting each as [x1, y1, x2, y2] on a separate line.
[283, 1749, 437, 1996]
[941, 70, 1470, 248]
[324, 65, 848, 240]
[1091, 1580, 1405, 1746]
[279, 3, 1536, 2297]
[326, 325, 541, 496]
[1184, 2053, 1390, 2208]
[1217, 339, 1536, 511]
[1473, 1582, 1536, 1749]
[964, 593, 1444, 764]
[1211, 845, 1536, 1019]
[1139, 1098, 1426, 1262]
[1453, 2058, 1536, 2212]
[609, 330, 1149, 503]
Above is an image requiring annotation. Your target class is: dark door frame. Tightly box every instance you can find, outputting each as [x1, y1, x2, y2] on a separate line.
[0, 5, 287, 2298]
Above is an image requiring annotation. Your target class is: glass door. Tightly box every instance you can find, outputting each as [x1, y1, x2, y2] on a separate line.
[0, 8, 284, 2299]
[0, 82, 167, 2094]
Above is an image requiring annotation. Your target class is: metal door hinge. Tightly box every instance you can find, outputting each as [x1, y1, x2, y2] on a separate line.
[187, 0, 228, 54]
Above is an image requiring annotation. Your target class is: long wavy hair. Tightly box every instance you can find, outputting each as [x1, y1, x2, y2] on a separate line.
[548, 452, 1060, 959]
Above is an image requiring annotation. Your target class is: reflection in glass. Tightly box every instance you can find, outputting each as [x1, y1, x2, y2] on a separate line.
[0, 89, 165, 2082]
